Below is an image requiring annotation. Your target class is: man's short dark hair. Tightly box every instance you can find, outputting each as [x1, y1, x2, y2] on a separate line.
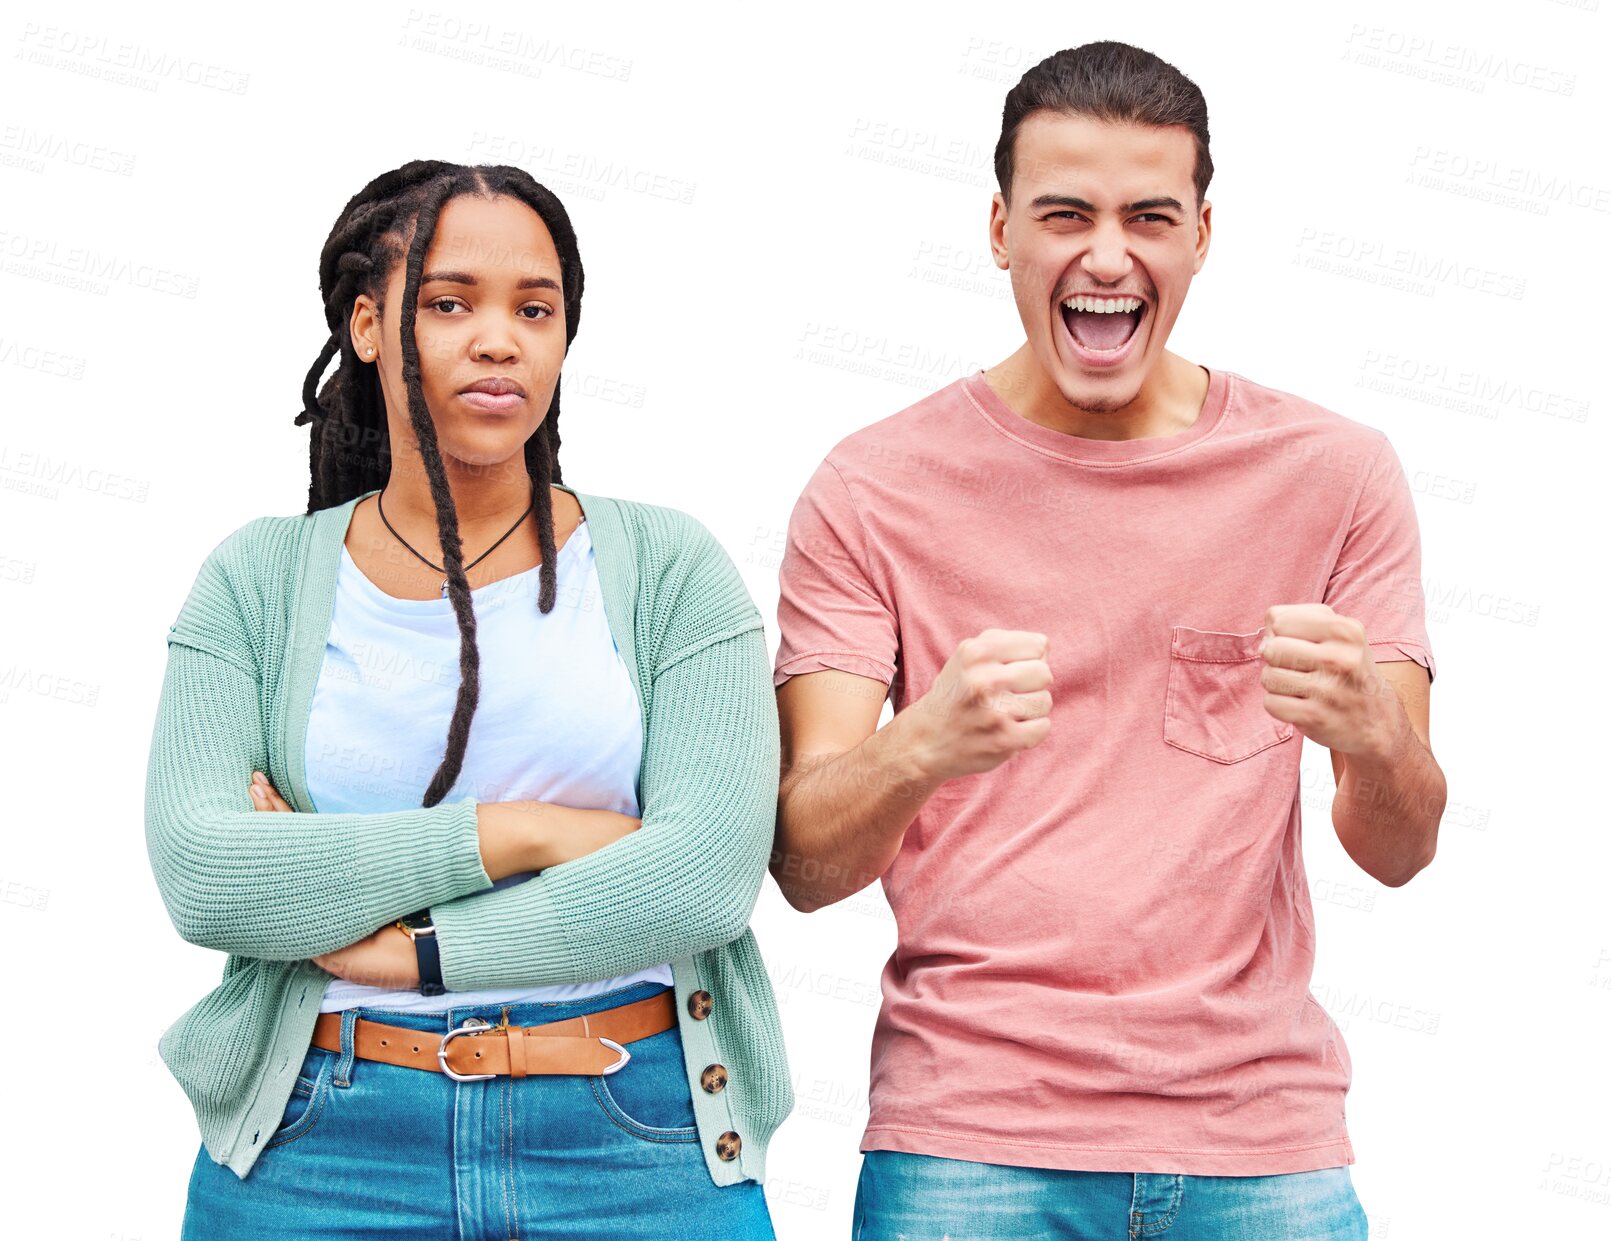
[995, 41, 1213, 209]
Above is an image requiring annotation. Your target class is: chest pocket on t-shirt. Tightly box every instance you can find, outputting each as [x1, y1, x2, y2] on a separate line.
[1163, 626, 1294, 763]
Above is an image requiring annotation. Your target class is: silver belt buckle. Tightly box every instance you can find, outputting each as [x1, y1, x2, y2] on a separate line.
[438, 1016, 632, 1079]
[438, 1016, 496, 1082]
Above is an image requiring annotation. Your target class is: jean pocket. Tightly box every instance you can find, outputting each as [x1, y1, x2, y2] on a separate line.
[264, 1045, 334, 1150]
[1163, 626, 1294, 763]
[588, 1027, 699, 1143]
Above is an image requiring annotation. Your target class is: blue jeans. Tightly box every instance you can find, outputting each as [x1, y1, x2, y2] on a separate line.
[852, 1150, 1368, 1240]
[181, 981, 774, 1239]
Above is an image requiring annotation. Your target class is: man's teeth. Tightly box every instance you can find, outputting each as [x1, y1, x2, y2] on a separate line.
[1061, 295, 1143, 314]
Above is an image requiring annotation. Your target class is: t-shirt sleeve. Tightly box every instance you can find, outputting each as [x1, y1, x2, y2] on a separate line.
[1322, 434, 1437, 683]
[772, 456, 899, 691]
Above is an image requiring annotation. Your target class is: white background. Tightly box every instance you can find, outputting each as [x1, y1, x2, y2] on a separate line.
[2, 0, 1607, 1236]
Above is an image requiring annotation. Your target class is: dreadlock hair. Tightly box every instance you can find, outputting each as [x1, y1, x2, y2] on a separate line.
[295, 160, 585, 807]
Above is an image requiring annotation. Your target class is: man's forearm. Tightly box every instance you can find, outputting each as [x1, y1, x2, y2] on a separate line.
[773, 709, 949, 912]
[1331, 705, 1446, 887]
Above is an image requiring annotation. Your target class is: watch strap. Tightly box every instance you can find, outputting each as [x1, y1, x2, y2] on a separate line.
[400, 908, 445, 997]
[414, 927, 445, 997]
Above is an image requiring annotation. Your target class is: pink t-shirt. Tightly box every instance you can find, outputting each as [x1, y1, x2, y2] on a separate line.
[772, 366, 1436, 1176]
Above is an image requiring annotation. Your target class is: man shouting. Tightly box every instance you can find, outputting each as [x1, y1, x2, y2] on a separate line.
[772, 39, 1444, 1241]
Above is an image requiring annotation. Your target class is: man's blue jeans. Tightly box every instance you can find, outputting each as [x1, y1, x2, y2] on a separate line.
[852, 1149, 1368, 1239]
[181, 980, 774, 1239]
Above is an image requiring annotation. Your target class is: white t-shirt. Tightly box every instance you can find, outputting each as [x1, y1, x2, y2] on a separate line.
[306, 516, 672, 1012]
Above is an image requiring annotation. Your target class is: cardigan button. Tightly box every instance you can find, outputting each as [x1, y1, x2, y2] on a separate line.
[715, 1130, 742, 1161]
[687, 990, 714, 1020]
[700, 1063, 728, 1094]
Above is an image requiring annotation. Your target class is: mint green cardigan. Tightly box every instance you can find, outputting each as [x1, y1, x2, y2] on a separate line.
[145, 483, 792, 1184]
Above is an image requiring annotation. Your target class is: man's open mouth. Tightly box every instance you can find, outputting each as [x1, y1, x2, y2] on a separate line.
[1060, 295, 1146, 352]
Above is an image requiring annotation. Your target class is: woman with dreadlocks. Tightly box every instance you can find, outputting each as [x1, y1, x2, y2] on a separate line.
[145, 160, 790, 1237]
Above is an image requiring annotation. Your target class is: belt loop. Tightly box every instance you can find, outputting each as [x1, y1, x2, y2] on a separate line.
[334, 1008, 361, 1088]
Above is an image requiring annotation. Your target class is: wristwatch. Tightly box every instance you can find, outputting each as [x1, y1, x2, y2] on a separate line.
[394, 909, 446, 996]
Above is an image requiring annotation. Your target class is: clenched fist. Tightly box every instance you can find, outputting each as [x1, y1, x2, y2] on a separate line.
[906, 628, 1053, 782]
[1258, 603, 1399, 756]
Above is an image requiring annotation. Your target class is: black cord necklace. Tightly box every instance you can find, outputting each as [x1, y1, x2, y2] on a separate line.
[376, 481, 537, 599]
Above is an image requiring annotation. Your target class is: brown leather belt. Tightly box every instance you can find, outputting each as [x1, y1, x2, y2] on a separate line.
[310, 990, 676, 1081]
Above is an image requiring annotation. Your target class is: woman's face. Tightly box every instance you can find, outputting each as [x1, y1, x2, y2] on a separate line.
[351, 192, 568, 471]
